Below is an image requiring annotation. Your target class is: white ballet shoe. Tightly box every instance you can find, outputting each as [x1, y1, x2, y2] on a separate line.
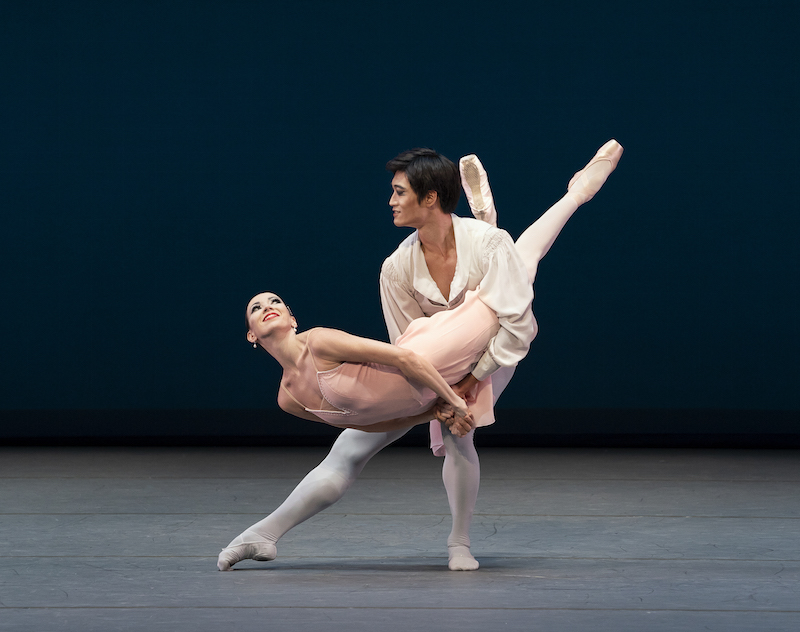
[567, 139, 624, 205]
[459, 154, 497, 227]
[448, 544, 480, 571]
[217, 531, 277, 571]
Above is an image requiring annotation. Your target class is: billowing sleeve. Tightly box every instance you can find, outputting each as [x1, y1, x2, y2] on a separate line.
[380, 257, 426, 344]
[471, 230, 538, 381]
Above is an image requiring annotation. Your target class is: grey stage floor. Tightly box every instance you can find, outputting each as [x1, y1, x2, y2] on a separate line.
[1, 446, 799, 631]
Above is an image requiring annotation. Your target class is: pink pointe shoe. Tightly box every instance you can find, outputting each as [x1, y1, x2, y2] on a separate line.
[567, 139, 624, 204]
[459, 154, 497, 227]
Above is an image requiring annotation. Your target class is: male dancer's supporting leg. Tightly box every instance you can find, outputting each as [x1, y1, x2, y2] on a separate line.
[441, 428, 481, 570]
[439, 364, 516, 571]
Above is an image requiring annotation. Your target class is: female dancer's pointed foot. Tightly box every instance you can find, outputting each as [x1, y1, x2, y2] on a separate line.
[448, 544, 480, 571]
[459, 154, 498, 227]
[567, 139, 624, 205]
[217, 531, 277, 571]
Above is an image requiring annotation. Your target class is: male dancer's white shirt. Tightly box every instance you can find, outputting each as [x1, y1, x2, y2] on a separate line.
[379, 214, 536, 381]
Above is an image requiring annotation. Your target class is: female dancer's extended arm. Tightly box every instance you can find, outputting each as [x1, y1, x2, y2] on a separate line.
[309, 328, 474, 428]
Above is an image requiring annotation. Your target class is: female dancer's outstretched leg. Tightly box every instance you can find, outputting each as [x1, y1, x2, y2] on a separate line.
[514, 140, 623, 283]
[217, 427, 409, 570]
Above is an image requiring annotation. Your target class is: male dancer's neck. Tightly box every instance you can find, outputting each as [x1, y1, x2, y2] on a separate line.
[417, 213, 456, 258]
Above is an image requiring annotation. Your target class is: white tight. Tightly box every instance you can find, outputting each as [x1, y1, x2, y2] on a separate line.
[243, 428, 408, 544]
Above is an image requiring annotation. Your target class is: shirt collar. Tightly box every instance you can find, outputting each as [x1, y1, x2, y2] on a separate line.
[411, 214, 469, 306]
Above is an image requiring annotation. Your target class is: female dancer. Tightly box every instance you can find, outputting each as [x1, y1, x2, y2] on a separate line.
[249, 289, 483, 436]
[220, 139, 624, 570]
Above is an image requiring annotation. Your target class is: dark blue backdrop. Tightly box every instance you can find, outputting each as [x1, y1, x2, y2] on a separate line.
[2, 1, 798, 439]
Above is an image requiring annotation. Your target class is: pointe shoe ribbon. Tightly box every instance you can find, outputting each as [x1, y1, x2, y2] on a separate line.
[459, 154, 498, 227]
[567, 139, 624, 204]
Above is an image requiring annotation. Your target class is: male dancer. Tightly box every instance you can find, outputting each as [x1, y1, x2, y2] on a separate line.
[379, 149, 536, 569]
[218, 141, 622, 571]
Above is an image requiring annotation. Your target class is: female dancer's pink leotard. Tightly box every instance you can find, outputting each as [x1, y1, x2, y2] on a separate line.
[286, 290, 500, 430]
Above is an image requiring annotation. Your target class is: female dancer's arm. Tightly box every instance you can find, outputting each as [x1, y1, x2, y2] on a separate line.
[309, 328, 473, 424]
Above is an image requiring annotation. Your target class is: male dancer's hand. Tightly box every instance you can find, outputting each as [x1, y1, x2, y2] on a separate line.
[451, 374, 480, 400]
[448, 410, 475, 437]
[435, 374, 480, 423]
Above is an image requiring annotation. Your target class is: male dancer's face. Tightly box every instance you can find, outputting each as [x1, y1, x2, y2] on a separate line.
[389, 171, 433, 229]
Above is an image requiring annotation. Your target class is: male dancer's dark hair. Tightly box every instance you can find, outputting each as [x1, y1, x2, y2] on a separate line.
[386, 148, 460, 214]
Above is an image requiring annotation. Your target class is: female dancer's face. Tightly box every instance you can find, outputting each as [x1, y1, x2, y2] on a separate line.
[389, 171, 433, 228]
[246, 293, 297, 345]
